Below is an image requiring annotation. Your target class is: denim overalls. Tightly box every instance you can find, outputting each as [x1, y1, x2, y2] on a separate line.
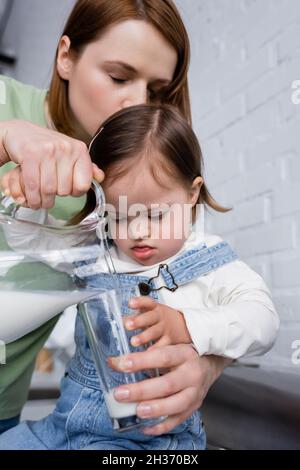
[0, 241, 238, 450]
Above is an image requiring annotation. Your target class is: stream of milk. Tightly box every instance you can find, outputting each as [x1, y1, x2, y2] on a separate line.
[0, 289, 98, 320]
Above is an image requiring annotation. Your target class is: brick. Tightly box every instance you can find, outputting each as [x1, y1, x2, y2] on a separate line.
[246, 54, 300, 111]
[285, 154, 300, 182]
[268, 323, 300, 366]
[272, 253, 300, 288]
[235, 218, 294, 257]
[273, 293, 300, 322]
[278, 89, 300, 123]
[209, 196, 267, 235]
[220, 46, 272, 101]
[245, 0, 299, 56]
[243, 254, 272, 286]
[198, 95, 245, 140]
[277, 23, 300, 62]
[272, 182, 300, 217]
[221, 100, 279, 155]
[244, 117, 300, 170]
[293, 213, 300, 246]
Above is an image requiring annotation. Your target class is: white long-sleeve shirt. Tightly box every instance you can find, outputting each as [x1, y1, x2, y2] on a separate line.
[94, 231, 279, 359]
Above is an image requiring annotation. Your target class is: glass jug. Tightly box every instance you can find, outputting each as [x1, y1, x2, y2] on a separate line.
[0, 180, 113, 341]
[0, 181, 165, 432]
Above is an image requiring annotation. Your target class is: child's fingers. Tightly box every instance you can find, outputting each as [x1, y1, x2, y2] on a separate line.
[129, 296, 157, 311]
[131, 324, 162, 347]
[125, 310, 159, 331]
[147, 336, 171, 351]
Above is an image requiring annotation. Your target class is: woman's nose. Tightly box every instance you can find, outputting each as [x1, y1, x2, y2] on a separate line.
[121, 83, 148, 109]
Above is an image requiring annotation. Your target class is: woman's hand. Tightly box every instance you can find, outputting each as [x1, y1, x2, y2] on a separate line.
[109, 344, 232, 435]
[0, 120, 104, 209]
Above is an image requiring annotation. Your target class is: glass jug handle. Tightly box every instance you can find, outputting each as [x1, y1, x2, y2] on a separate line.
[0, 192, 20, 217]
[0, 179, 106, 219]
[91, 179, 106, 219]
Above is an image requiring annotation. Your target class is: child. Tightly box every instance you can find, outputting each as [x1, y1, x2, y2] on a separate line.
[0, 104, 279, 450]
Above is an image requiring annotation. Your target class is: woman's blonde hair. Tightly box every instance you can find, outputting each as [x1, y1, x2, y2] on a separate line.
[48, 0, 191, 137]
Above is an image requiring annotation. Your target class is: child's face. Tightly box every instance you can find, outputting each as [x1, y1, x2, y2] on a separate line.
[104, 160, 202, 266]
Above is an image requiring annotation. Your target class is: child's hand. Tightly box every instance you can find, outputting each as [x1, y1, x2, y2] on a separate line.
[125, 296, 192, 350]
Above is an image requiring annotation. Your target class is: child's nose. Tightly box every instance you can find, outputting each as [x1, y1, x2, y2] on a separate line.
[128, 217, 150, 240]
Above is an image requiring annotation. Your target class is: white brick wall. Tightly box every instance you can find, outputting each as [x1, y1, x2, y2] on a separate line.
[175, 0, 300, 368]
[1, 0, 75, 87]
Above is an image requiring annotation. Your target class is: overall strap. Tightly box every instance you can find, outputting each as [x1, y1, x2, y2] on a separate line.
[158, 241, 238, 291]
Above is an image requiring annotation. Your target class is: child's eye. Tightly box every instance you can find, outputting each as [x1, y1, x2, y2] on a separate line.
[108, 214, 127, 224]
[148, 211, 167, 221]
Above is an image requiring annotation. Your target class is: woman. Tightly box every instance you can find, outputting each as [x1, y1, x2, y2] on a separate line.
[0, 0, 270, 439]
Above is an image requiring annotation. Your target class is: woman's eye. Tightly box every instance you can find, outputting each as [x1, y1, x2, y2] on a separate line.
[148, 89, 160, 101]
[110, 76, 127, 84]
[148, 87, 167, 101]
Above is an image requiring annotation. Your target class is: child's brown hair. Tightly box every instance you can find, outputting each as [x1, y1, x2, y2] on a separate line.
[71, 104, 231, 225]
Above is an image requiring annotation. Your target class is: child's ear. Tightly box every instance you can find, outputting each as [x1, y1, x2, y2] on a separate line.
[189, 176, 203, 206]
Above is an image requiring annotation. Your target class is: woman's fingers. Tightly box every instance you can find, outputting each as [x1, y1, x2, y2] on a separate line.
[136, 386, 198, 422]
[1, 167, 26, 204]
[110, 346, 200, 401]
[109, 345, 214, 434]
[20, 157, 41, 209]
[8, 169, 26, 204]
[110, 344, 196, 375]
[56, 141, 74, 197]
[112, 368, 184, 402]
[92, 163, 105, 183]
[142, 410, 193, 436]
[72, 145, 93, 196]
[40, 154, 57, 209]
[2, 121, 96, 208]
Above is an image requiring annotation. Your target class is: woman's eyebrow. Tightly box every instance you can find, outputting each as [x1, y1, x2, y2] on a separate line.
[104, 60, 136, 73]
[104, 60, 171, 84]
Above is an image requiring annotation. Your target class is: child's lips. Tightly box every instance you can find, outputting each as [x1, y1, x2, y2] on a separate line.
[131, 246, 156, 260]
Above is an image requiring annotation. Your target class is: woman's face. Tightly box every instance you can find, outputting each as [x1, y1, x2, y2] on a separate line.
[57, 20, 177, 140]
